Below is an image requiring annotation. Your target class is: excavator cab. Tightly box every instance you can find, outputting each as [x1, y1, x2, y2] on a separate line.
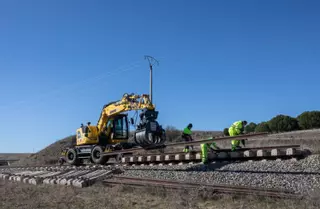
[76, 114, 130, 146]
[108, 114, 129, 141]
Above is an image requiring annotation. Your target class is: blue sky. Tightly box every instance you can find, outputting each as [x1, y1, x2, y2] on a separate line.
[0, 0, 319, 153]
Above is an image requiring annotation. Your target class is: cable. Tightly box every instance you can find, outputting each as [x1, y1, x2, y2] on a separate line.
[0, 60, 142, 110]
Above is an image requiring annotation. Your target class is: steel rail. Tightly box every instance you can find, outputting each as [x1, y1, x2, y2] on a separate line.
[102, 132, 269, 156]
[212, 144, 301, 152]
[103, 176, 303, 199]
[132, 144, 301, 156]
[111, 176, 293, 193]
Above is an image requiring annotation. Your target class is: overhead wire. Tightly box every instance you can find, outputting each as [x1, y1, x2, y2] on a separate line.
[0, 60, 143, 110]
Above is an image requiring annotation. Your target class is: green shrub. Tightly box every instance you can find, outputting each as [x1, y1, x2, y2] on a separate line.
[297, 111, 320, 130]
[255, 122, 271, 133]
[244, 122, 257, 133]
[268, 114, 299, 133]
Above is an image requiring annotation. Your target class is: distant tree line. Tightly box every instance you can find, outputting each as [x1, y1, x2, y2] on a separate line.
[223, 110, 320, 136]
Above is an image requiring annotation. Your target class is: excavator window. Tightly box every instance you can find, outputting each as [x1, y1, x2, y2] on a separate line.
[113, 115, 129, 139]
[77, 131, 81, 139]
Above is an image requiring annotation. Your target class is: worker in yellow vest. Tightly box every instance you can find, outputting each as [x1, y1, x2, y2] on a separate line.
[228, 120, 247, 151]
[201, 137, 220, 164]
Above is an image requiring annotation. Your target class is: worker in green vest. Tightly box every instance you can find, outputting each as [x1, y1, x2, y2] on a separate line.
[228, 120, 247, 151]
[182, 123, 193, 152]
[201, 138, 220, 164]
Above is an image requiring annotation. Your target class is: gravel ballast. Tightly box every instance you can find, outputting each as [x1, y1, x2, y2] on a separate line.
[118, 154, 320, 195]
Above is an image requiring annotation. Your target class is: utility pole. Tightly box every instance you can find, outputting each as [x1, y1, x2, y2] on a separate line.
[144, 55, 159, 103]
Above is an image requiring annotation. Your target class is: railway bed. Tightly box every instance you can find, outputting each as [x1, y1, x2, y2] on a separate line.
[0, 144, 310, 189]
[0, 166, 306, 199]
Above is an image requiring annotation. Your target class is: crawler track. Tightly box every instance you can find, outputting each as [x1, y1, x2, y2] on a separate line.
[103, 176, 303, 199]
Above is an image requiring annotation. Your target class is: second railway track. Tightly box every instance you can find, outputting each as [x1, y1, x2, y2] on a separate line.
[103, 176, 303, 199]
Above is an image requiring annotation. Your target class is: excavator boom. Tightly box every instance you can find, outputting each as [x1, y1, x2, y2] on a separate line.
[95, 93, 165, 148]
[97, 93, 154, 133]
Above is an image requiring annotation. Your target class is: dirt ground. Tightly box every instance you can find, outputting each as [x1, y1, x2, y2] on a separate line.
[1, 180, 319, 209]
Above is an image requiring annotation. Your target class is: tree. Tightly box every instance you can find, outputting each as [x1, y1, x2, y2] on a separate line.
[223, 128, 229, 136]
[244, 122, 257, 133]
[255, 122, 271, 133]
[165, 125, 181, 142]
[268, 114, 299, 133]
[297, 111, 320, 130]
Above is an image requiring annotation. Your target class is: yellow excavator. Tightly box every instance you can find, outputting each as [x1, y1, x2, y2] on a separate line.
[62, 93, 166, 165]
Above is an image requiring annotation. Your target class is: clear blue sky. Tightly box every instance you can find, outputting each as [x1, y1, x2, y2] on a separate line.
[0, 0, 319, 153]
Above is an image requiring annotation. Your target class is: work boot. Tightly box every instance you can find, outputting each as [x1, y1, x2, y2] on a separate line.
[231, 145, 242, 151]
[231, 145, 236, 151]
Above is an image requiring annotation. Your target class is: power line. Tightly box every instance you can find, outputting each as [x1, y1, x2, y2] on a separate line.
[0, 60, 142, 110]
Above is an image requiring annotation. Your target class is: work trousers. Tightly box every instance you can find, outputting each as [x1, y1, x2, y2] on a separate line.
[182, 134, 193, 151]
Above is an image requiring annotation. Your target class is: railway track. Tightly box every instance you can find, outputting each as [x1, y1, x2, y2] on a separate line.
[119, 144, 307, 166]
[1, 144, 308, 170]
[103, 176, 303, 199]
[0, 145, 311, 191]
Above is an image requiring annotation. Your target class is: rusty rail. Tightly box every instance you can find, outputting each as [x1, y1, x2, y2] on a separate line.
[103, 176, 303, 199]
[132, 144, 301, 156]
[102, 132, 269, 156]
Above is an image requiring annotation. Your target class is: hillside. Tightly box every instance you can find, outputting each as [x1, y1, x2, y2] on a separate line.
[14, 135, 75, 166]
[11, 129, 320, 166]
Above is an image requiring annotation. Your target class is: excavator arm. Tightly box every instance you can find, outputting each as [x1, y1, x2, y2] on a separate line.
[96, 93, 155, 133]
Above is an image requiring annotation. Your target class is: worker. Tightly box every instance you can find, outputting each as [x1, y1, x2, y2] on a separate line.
[105, 120, 114, 138]
[201, 139, 220, 164]
[182, 123, 193, 152]
[228, 120, 248, 151]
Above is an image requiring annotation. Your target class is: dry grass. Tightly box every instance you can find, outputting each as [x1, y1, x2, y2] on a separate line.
[0, 180, 319, 209]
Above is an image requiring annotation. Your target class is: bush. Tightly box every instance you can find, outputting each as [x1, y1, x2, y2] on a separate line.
[223, 128, 229, 136]
[255, 122, 271, 133]
[268, 114, 299, 133]
[165, 126, 181, 142]
[244, 122, 257, 133]
[297, 111, 320, 130]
